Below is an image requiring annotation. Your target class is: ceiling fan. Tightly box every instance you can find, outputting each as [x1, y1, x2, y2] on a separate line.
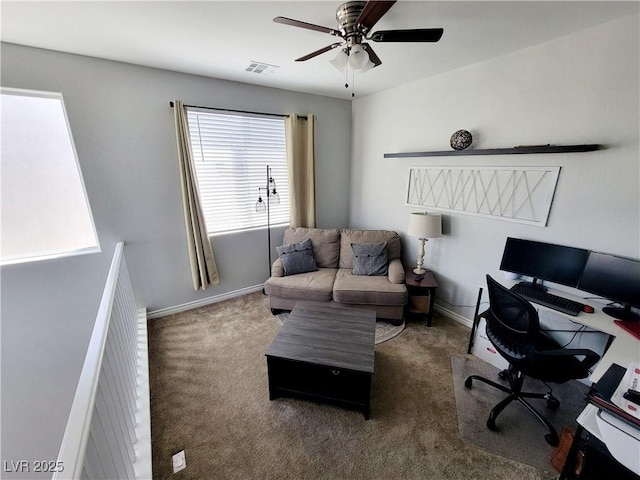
[274, 1, 444, 72]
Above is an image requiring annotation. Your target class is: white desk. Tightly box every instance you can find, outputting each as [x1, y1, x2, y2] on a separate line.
[502, 281, 640, 476]
[502, 280, 640, 382]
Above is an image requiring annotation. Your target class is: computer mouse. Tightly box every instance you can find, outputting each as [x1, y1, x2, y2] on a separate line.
[582, 304, 595, 314]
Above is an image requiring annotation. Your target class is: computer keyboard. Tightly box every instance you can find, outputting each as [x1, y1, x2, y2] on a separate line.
[510, 283, 584, 316]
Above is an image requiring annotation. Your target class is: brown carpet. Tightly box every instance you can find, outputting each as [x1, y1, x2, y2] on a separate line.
[148, 292, 557, 480]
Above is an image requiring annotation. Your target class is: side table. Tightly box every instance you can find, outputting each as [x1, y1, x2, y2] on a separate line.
[404, 267, 438, 327]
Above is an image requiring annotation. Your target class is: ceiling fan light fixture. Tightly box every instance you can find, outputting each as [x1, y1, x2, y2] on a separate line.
[359, 58, 375, 73]
[330, 48, 349, 72]
[348, 44, 370, 70]
[275, 1, 445, 92]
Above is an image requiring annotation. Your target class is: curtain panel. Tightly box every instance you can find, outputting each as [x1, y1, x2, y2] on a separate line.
[285, 114, 316, 228]
[172, 100, 219, 290]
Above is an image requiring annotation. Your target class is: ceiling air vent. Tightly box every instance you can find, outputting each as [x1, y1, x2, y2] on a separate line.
[245, 61, 279, 75]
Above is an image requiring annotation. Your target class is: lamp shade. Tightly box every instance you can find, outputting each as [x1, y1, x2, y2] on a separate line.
[408, 212, 442, 239]
[330, 49, 348, 72]
[348, 44, 370, 70]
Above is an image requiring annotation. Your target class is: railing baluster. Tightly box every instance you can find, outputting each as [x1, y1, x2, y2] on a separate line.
[53, 243, 151, 479]
[82, 434, 103, 480]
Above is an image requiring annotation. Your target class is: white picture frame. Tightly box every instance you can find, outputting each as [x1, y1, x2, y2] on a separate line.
[406, 165, 561, 226]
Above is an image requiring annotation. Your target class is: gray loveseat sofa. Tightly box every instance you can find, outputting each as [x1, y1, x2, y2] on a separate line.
[264, 227, 408, 323]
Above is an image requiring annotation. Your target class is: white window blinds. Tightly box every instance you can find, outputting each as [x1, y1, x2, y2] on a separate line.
[186, 108, 290, 234]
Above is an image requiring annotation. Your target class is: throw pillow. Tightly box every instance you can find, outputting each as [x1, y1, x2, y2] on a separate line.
[351, 242, 388, 276]
[276, 238, 318, 276]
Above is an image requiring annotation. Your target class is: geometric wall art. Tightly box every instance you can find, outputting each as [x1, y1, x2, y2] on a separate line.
[406, 166, 561, 226]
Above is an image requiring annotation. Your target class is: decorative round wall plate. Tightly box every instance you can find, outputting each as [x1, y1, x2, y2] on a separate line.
[450, 130, 473, 150]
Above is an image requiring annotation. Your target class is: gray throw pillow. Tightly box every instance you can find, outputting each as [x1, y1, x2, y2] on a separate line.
[276, 238, 318, 276]
[351, 242, 388, 276]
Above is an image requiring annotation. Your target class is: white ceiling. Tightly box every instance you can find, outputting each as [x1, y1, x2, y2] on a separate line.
[2, 1, 638, 99]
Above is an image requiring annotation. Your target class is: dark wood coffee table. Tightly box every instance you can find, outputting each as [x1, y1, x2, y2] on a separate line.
[265, 302, 376, 419]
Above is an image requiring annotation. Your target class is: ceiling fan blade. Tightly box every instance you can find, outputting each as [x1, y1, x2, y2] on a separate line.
[274, 16, 341, 37]
[362, 43, 382, 67]
[356, 1, 397, 31]
[295, 43, 343, 62]
[371, 28, 444, 43]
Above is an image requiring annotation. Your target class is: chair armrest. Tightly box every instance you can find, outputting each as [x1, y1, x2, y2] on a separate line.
[271, 258, 284, 277]
[388, 259, 405, 284]
[543, 348, 599, 357]
[542, 348, 601, 370]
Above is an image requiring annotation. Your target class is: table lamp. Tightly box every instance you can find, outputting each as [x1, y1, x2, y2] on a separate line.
[407, 212, 442, 279]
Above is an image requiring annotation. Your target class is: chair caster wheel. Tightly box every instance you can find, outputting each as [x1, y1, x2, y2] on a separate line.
[546, 397, 560, 410]
[545, 433, 559, 447]
[464, 377, 473, 389]
[487, 417, 498, 431]
[498, 370, 508, 380]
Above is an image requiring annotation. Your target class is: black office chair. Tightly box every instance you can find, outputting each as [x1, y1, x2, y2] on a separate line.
[465, 274, 601, 446]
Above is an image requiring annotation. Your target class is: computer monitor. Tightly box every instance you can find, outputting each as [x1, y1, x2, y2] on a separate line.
[577, 251, 640, 322]
[499, 237, 590, 290]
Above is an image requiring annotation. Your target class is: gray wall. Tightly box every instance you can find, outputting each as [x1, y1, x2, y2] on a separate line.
[350, 15, 640, 321]
[1, 43, 351, 477]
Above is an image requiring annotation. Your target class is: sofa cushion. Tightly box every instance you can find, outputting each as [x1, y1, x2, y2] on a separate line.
[283, 227, 340, 268]
[264, 268, 337, 302]
[351, 242, 388, 276]
[333, 269, 407, 306]
[387, 259, 406, 284]
[271, 258, 284, 277]
[276, 238, 318, 276]
[339, 230, 401, 269]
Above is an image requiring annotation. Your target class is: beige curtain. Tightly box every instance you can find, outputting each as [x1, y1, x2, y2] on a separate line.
[173, 100, 219, 290]
[285, 114, 316, 228]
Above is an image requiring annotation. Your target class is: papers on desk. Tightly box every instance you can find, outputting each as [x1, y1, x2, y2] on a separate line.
[611, 363, 640, 420]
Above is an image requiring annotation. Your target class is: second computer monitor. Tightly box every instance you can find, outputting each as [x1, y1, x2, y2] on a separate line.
[577, 251, 640, 321]
[500, 237, 590, 288]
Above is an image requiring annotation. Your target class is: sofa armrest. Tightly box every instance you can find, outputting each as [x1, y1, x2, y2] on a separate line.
[388, 259, 405, 284]
[271, 258, 284, 277]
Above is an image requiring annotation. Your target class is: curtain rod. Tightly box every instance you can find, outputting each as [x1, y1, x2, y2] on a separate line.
[169, 101, 307, 119]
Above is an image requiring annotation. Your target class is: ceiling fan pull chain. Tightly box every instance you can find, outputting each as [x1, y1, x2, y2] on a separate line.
[344, 61, 349, 90]
[351, 68, 356, 98]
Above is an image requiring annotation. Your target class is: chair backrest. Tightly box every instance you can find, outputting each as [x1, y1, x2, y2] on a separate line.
[485, 274, 540, 364]
[484, 274, 600, 383]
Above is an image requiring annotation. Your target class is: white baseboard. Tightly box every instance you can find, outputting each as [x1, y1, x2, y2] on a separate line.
[147, 286, 475, 329]
[434, 304, 474, 329]
[147, 284, 264, 319]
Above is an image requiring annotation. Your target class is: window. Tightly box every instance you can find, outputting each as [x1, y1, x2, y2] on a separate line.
[1, 88, 100, 265]
[186, 108, 289, 235]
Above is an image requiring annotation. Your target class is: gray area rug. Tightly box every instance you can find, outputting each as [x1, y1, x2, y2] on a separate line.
[277, 312, 405, 344]
[451, 354, 589, 473]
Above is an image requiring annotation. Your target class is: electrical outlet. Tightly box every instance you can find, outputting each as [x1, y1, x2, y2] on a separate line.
[172, 450, 186, 473]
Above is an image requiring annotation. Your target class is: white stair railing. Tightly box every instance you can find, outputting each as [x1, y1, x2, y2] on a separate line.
[54, 242, 151, 480]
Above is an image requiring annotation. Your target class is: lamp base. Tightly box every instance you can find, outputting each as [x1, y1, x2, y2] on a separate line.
[413, 267, 426, 275]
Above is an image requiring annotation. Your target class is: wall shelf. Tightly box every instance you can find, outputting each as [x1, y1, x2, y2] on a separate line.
[384, 144, 603, 158]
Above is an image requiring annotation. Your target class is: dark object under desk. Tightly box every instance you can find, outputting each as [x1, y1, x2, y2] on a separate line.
[560, 364, 640, 480]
